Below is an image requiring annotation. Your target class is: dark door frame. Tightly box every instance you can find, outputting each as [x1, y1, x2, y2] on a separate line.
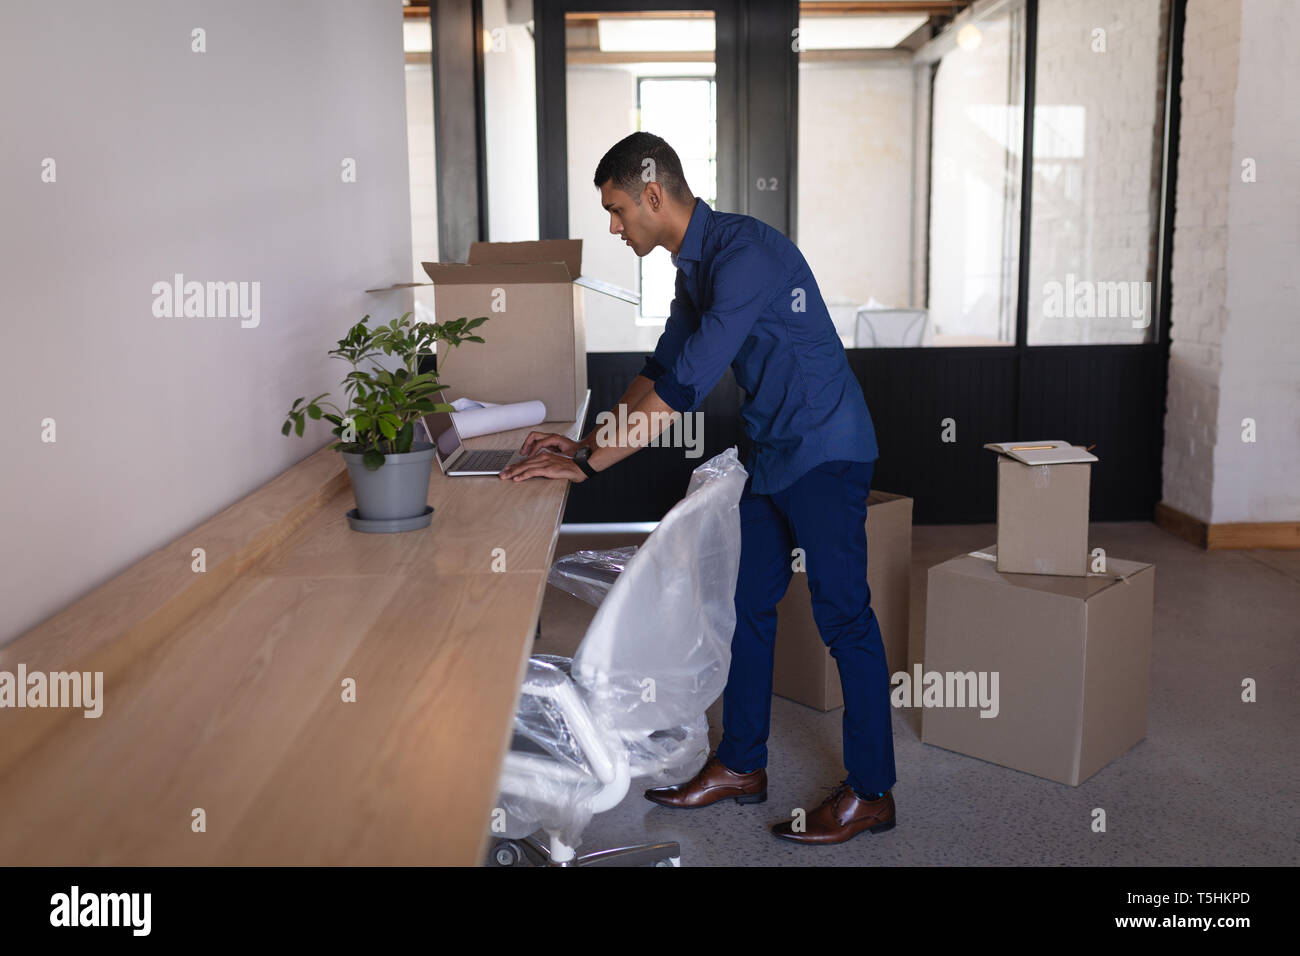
[430, 0, 488, 261]
[534, 0, 741, 235]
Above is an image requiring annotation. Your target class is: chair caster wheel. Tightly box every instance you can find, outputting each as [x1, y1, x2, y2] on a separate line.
[490, 840, 524, 867]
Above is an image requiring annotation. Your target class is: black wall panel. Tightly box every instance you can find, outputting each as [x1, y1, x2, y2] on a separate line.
[1018, 346, 1165, 522]
[849, 347, 1018, 524]
[567, 347, 1166, 525]
[562, 355, 746, 523]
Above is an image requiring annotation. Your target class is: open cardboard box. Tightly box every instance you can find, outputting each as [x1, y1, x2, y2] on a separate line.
[368, 239, 636, 422]
[985, 440, 1098, 577]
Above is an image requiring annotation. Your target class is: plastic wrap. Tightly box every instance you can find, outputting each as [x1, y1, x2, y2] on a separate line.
[623, 713, 711, 784]
[493, 448, 748, 852]
[510, 659, 595, 773]
[494, 658, 606, 848]
[546, 546, 639, 607]
[572, 447, 747, 733]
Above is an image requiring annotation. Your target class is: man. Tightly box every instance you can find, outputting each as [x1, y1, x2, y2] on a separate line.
[500, 131, 896, 845]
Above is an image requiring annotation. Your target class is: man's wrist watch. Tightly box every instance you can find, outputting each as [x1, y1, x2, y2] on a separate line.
[573, 444, 599, 479]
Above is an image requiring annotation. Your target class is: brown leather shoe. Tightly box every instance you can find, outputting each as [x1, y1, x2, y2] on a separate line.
[771, 783, 896, 844]
[644, 753, 767, 808]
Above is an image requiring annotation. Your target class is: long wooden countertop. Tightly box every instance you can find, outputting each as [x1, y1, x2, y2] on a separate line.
[0, 397, 588, 865]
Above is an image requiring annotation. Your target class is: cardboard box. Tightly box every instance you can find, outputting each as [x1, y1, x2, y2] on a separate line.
[920, 546, 1154, 786]
[371, 240, 636, 422]
[985, 440, 1098, 576]
[773, 490, 912, 711]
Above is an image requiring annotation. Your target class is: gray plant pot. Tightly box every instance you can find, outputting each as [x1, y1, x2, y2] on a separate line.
[340, 441, 436, 524]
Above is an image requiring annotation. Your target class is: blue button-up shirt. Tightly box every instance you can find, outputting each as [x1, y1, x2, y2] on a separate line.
[642, 198, 878, 495]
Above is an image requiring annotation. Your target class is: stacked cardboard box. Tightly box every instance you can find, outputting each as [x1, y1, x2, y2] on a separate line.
[920, 441, 1156, 786]
[773, 490, 912, 712]
[984, 440, 1097, 575]
[921, 546, 1154, 785]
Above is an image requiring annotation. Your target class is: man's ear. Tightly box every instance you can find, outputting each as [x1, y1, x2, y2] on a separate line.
[643, 180, 665, 213]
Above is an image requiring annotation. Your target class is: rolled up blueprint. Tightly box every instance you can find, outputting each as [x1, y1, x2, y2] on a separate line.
[449, 397, 547, 439]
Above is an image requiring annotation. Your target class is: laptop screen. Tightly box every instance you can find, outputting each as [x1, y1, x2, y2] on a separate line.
[421, 393, 463, 466]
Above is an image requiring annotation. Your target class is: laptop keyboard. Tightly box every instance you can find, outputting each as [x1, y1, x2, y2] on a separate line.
[456, 448, 516, 472]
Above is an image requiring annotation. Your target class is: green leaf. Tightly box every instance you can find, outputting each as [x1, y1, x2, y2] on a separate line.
[281, 420, 292, 436]
[363, 448, 385, 471]
[306, 404, 322, 420]
[294, 416, 305, 437]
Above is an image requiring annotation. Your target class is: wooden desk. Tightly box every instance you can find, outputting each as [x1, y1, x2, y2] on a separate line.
[0, 395, 588, 865]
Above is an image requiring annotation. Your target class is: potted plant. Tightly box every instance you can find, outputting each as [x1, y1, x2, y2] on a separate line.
[282, 311, 487, 531]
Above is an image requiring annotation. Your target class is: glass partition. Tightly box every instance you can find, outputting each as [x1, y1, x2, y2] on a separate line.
[1026, 0, 1168, 344]
[925, 1, 1027, 346]
[564, 10, 717, 351]
[797, 0, 1027, 348]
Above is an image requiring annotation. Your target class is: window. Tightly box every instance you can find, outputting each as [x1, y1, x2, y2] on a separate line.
[563, 10, 716, 352]
[1026, 0, 1168, 344]
[925, 3, 1026, 345]
[402, 7, 439, 326]
[795, 1, 1028, 348]
[636, 76, 716, 322]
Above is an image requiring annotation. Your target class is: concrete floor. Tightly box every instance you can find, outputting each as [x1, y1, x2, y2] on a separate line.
[525, 522, 1299, 866]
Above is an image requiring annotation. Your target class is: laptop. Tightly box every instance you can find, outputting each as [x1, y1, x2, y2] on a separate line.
[421, 391, 528, 476]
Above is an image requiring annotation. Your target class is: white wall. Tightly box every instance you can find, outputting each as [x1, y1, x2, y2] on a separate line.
[406, 59, 439, 327]
[797, 56, 915, 332]
[1162, 0, 1240, 523]
[0, 0, 414, 642]
[483, 0, 539, 243]
[1162, 0, 1300, 524]
[407, 62, 439, 281]
[1212, 0, 1300, 522]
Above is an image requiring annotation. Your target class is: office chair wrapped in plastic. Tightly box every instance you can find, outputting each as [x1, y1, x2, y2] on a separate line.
[489, 447, 747, 867]
[547, 546, 639, 607]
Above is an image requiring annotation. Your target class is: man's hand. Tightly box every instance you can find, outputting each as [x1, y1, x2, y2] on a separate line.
[518, 431, 583, 458]
[499, 448, 586, 483]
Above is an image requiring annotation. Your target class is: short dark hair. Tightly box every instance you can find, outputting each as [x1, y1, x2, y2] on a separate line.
[593, 131, 694, 204]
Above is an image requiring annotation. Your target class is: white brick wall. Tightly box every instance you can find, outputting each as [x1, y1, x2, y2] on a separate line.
[1160, 0, 1240, 522]
[1162, 0, 1300, 524]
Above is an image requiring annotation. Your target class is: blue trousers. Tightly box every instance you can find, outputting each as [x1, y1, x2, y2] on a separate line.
[715, 459, 897, 796]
